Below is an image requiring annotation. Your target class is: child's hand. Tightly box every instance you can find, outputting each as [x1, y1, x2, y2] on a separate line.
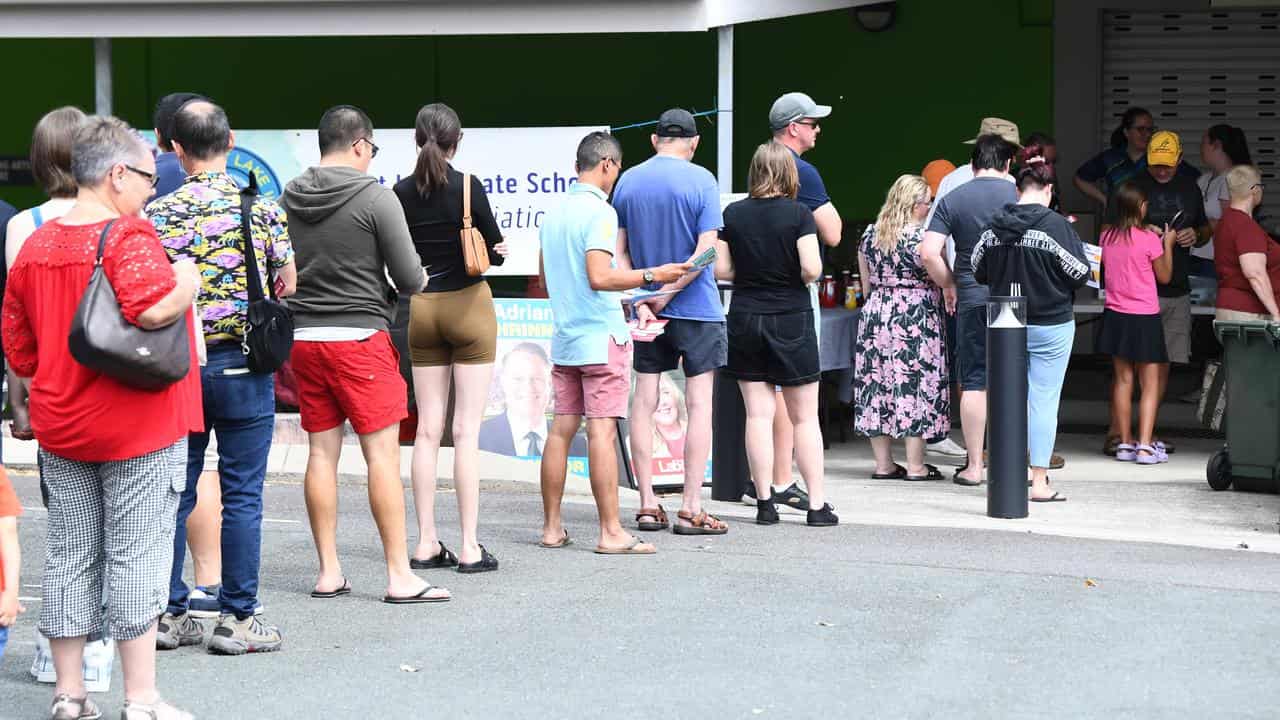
[0, 590, 24, 626]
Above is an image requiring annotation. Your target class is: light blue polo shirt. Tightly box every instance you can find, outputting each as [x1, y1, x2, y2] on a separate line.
[540, 181, 631, 367]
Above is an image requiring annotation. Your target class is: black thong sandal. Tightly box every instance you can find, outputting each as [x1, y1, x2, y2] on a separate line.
[905, 464, 943, 482]
[539, 530, 572, 549]
[310, 578, 351, 599]
[871, 463, 907, 480]
[457, 545, 499, 574]
[382, 585, 451, 604]
[953, 466, 983, 486]
[1030, 492, 1067, 503]
[410, 543, 459, 570]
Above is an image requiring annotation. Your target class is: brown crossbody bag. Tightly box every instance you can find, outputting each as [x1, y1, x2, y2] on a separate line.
[461, 173, 490, 276]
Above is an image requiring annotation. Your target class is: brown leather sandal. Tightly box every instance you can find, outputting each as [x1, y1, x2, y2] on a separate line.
[672, 509, 728, 535]
[635, 505, 669, 531]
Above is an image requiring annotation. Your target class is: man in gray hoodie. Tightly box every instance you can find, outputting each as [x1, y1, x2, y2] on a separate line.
[281, 105, 448, 605]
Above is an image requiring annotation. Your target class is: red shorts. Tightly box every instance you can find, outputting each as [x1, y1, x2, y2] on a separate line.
[290, 332, 408, 434]
[552, 340, 632, 419]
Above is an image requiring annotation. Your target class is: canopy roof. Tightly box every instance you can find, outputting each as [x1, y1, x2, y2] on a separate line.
[0, 0, 874, 38]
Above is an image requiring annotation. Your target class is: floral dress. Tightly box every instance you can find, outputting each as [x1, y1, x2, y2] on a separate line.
[853, 225, 950, 439]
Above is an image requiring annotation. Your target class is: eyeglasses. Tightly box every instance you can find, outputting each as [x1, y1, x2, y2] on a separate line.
[1130, 125, 1157, 135]
[124, 165, 158, 189]
[353, 137, 380, 158]
[1253, 183, 1266, 191]
[793, 120, 820, 129]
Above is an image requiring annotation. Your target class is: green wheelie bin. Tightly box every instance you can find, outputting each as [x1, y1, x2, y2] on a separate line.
[1206, 320, 1280, 493]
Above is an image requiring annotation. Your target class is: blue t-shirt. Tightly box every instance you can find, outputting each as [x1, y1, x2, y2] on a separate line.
[540, 182, 630, 367]
[1075, 147, 1199, 200]
[612, 155, 723, 322]
[791, 150, 830, 212]
[154, 152, 187, 198]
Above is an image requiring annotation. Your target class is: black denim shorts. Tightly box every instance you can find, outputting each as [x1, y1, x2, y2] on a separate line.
[723, 310, 820, 386]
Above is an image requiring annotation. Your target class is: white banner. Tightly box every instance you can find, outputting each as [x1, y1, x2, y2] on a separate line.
[159, 125, 606, 277]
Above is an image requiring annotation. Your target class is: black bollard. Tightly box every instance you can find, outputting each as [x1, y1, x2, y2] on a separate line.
[711, 373, 750, 501]
[987, 294, 1028, 519]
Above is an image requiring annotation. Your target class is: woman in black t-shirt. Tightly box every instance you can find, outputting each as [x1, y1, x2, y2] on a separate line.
[716, 142, 837, 527]
[393, 103, 508, 574]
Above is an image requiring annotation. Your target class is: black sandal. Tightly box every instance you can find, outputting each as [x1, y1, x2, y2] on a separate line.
[904, 464, 943, 482]
[310, 577, 351, 599]
[410, 542, 459, 570]
[871, 463, 907, 480]
[457, 545, 499, 574]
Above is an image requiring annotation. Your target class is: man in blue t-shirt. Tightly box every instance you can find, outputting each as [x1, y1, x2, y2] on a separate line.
[613, 108, 729, 536]
[152, 92, 207, 197]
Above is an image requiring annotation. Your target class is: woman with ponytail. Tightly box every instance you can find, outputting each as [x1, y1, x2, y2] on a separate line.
[393, 103, 508, 574]
[1075, 107, 1199, 210]
[1195, 124, 1252, 265]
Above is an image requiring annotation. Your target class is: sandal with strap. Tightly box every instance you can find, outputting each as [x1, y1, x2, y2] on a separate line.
[672, 509, 728, 535]
[635, 505, 669, 531]
[120, 698, 192, 720]
[410, 542, 459, 569]
[50, 694, 101, 720]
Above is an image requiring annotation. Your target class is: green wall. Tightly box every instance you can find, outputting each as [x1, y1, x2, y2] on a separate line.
[1, 0, 1051, 245]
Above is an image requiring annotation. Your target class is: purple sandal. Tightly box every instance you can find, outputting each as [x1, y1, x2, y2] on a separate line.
[1135, 444, 1161, 465]
[1115, 443, 1137, 462]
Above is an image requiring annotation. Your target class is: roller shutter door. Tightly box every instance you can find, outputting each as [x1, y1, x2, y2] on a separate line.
[1102, 9, 1280, 226]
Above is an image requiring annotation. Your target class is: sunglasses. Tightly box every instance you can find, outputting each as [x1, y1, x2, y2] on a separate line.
[124, 164, 159, 189]
[793, 119, 820, 129]
[353, 137, 380, 158]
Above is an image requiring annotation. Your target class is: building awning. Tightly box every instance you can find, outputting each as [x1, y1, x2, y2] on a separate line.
[0, 0, 875, 38]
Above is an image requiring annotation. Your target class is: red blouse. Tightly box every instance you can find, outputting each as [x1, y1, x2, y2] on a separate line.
[2, 216, 203, 462]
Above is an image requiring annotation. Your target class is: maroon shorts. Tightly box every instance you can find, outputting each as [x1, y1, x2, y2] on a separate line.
[552, 340, 632, 419]
[290, 332, 409, 434]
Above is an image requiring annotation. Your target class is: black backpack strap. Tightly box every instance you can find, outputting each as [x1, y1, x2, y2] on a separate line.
[239, 173, 275, 302]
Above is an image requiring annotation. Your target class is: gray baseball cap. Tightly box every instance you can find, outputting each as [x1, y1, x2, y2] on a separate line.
[769, 92, 832, 130]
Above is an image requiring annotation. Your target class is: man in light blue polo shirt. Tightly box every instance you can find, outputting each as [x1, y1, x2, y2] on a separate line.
[538, 131, 690, 555]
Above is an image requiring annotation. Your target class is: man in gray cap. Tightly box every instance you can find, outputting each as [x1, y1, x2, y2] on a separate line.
[613, 108, 730, 536]
[758, 92, 842, 512]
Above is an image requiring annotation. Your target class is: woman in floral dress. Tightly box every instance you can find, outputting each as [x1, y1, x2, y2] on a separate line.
[854, 174, 953, 481]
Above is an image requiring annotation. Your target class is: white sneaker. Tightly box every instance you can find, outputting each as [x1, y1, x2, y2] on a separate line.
[82, 637, 114, 693]
[30, 630, 55, 683]
[926, 437, 967, 457]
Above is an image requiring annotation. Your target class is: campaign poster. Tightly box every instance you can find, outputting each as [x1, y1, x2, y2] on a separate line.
[627, 369, 712, 492]
[144, 125, 605, 277]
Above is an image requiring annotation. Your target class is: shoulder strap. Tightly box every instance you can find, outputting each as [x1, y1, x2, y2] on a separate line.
[239, 173, 274, 302]
[462, 173, 473, 230]
[94, 219, 118, 265]
[32, 206, 44, 228]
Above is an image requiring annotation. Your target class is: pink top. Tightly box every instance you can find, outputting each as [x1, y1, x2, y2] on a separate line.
[1101, 227, 1164, 315]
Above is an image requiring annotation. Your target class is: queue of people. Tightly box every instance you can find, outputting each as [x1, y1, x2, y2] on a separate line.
[0, 87, 1275, 720]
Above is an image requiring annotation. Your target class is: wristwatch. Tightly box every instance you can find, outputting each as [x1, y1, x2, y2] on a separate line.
[642, 269, 655, 284]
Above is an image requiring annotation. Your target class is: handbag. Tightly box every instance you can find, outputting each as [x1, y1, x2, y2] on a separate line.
[68, 219, 191, 390]
[1197, 359, 1227, 432]
[239, 176, 294, 374]
[460, 173, 490, 276]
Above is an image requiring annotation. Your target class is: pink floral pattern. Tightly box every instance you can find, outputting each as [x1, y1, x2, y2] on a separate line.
[854, 225, 950, 439]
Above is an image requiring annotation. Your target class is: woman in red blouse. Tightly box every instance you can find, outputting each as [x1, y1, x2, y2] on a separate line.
[1213, 165, 1279, 322]
[2, 117, 201, 720]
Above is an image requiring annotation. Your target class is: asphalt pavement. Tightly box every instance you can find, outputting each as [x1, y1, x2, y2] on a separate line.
[3, 471, 1280, 720]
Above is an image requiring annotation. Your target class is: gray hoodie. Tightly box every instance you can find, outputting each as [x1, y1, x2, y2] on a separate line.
[281, 166, 424, 331]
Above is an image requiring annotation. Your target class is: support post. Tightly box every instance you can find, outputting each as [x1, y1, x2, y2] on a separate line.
[987, 293, 1029, 519]
[716, 24, 733, 194]
[94, 38, 112, 116]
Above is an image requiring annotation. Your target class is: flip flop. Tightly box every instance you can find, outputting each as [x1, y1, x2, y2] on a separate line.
[410, 542, 459, 569]
[953, 466, 983, 486]
[594, 536, 657, 555]
[539, 530, 573, 549]
[310, 578, 351, 599]
[382, 585, 451, 604]
[871, 463, 907, 480]
[904, 464, 943, 482]
[1030, 492, 1067, 503]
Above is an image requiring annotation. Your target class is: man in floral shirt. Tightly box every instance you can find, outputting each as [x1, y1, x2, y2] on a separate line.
[146, 100, 295, 656]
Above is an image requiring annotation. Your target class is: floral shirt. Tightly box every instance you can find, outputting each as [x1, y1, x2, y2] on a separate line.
[147, 171, 292, 343]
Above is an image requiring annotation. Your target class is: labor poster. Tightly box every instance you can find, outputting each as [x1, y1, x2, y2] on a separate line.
[144, 125, 605, 277]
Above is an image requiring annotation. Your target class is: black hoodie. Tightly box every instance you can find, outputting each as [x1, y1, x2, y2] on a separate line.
[972, 203, 1090, 326]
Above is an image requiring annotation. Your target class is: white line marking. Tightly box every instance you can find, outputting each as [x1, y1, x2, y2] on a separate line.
[19, 595, 41, 602]
[263, 518, 301, 524]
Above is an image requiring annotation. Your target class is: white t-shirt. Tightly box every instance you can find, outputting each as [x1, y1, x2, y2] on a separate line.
[1194, 171, 1229, 260]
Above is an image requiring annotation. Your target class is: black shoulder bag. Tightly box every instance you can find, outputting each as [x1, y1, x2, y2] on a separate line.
[239, 176, 294, 373]
[68, 219, 192, 390]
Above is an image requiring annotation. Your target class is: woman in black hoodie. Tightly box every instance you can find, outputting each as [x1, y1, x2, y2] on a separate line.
[973, 145, 1090, 502]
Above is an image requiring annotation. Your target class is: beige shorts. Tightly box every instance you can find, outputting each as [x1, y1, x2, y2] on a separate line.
[1158, 294, 1191, 365]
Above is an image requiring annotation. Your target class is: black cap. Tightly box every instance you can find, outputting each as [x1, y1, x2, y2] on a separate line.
[153, 92, 208, 148]
[655, 108, 698, 138]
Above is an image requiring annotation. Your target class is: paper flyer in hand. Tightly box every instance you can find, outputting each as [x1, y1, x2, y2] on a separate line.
[628, 318, 668, 342]
[1082, 242, 1102, 289]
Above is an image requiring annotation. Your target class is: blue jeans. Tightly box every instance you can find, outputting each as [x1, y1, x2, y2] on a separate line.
[0, 625, 8, 660]
[1027, 321, 1075, 468]
[168, 344, 274, 620]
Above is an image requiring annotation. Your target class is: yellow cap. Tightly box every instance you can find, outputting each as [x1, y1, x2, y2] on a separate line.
[1147, 130, 1182, 167]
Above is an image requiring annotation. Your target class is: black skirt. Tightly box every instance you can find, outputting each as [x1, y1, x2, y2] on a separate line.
[1097, 309, 1169, 363]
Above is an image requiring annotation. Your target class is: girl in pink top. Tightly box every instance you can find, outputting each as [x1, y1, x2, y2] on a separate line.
[1098, 182, 1177, 465]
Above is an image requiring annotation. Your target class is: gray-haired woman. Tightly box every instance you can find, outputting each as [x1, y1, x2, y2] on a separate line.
[2, 116, 202, 720]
